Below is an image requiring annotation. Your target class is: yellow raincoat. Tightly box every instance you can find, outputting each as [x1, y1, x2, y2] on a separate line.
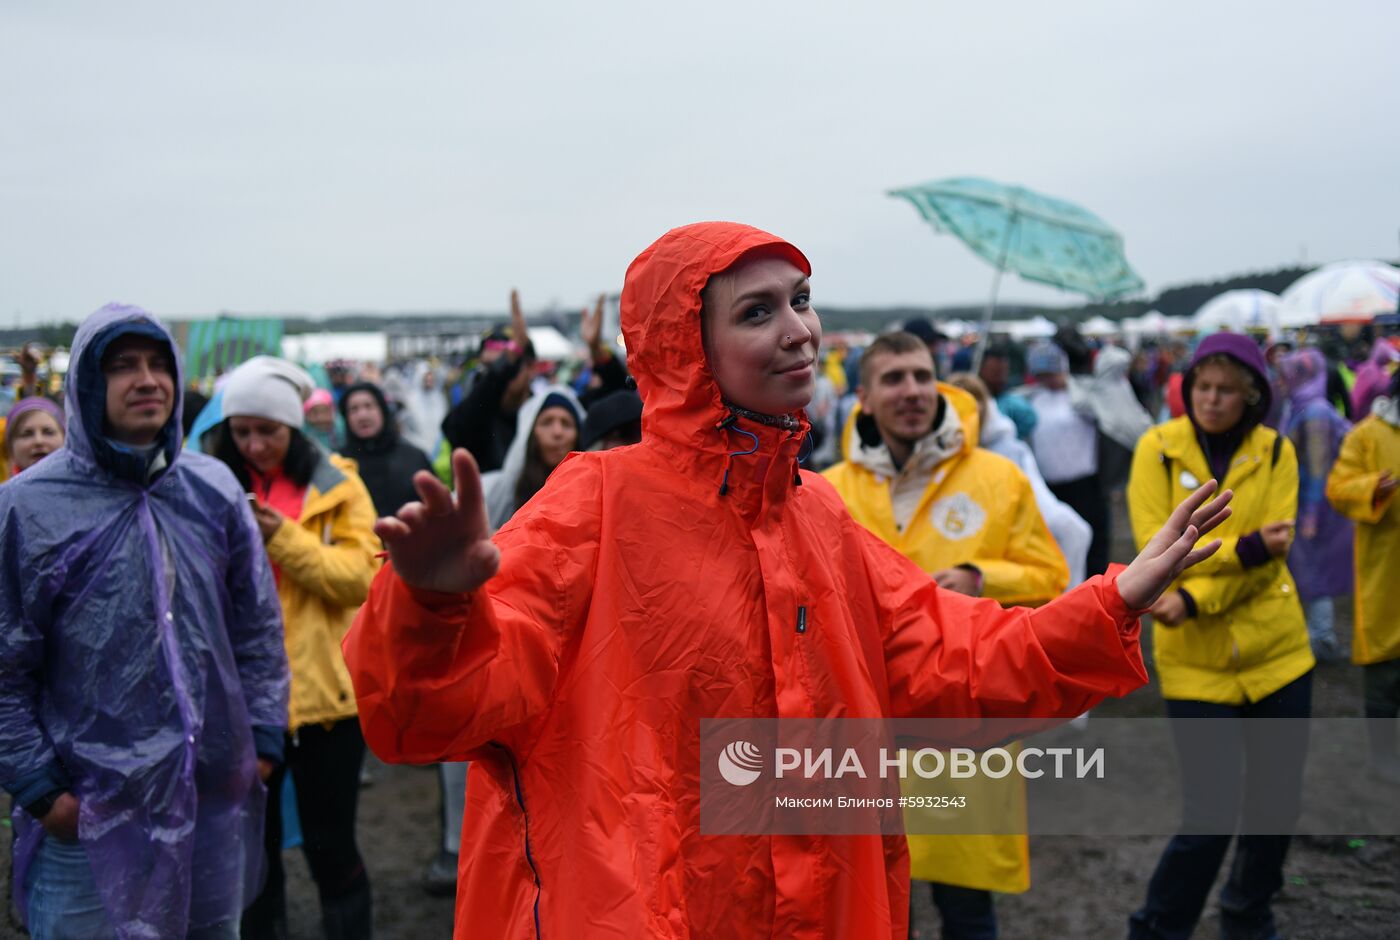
[265, 452, 380, 730]
[1128, 417, 1313, 703]
[1326, 413, 1400, 665]
[824, 386, 1069, 606]
[824, 384, 1068, 894]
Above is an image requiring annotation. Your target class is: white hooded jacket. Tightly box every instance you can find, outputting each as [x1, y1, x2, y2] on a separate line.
[980, 398, 1093, 586]
[480, 384, 586, 531]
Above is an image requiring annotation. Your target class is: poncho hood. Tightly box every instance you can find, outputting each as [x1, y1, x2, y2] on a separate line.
[1279, 348, 1330, 409]
[66, 303, 184, 484]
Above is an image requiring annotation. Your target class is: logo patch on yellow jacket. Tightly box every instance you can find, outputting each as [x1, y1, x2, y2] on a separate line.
[928, 493, 986, 541]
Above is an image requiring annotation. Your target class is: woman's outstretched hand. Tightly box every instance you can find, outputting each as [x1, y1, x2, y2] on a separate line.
[1116, 481, 1234, 610]
[374, 449, 501, 595]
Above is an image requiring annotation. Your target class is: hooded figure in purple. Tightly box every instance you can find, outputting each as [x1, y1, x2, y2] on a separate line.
[0, 304, 289, 938]
[1350, 338, 1400, 421]
[1280, 347, 1354, 659]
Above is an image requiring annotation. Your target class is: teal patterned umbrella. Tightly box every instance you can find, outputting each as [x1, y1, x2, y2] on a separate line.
[888, 177, 1144, 366]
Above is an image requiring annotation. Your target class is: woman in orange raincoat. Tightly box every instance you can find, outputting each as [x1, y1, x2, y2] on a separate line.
[343, 222, 1232, 939]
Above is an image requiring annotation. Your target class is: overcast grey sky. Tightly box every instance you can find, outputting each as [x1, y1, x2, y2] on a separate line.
[3, 1, 1397, 327]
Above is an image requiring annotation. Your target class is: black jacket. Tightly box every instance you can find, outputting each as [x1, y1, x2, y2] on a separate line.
[439, 356, 524, 473]
[339, 383, 434, 517]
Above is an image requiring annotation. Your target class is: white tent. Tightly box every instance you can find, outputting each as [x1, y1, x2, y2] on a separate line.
[1124, 310, 1170, 335]
[1279, 259, 1400, 325]
[995, 315, 1057, 340]
[527, 326, 578, 361]
[281, 331, 387, 364]
[1080, 315, 1120, 337]
[938, 318, 977, 339]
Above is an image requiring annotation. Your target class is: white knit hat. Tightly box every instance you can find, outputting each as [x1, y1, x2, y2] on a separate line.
[222, 356, 317, 429]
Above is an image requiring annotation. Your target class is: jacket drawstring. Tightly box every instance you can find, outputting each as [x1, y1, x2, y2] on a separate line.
[794, 432, 814, 485]
[715, 414, 760, 497]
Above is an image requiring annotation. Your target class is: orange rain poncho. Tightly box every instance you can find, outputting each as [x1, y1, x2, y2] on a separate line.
[343, 222, 1149, 939]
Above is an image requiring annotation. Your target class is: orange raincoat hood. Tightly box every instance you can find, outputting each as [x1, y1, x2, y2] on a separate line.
[623, 222, 810, 442]
[344, 221, 1148, 940]
[622, 222, 814, 507]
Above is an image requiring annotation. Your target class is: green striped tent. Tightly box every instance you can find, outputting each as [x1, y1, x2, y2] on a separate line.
[177, 317, 284, 381]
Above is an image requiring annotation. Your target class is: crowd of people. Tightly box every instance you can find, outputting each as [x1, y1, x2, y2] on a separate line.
[0, 223, 1397, 938]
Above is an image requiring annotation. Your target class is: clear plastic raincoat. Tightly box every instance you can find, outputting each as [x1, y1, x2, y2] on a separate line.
[0, 304, 289, 937]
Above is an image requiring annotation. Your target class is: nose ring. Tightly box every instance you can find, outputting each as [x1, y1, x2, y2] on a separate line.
[784, 334, 792, 346]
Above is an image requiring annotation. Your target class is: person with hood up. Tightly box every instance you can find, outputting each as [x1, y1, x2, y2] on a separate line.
[342, 222, 1233, 940]
[211, 356, 379, 940]
[303, 388, 342, 453]
[390, 360, 449, 457]
[1069, 342, 1154, 488]
[339, 380, 434, 518]
[0, 304, 289, 939]
[823, 332, 1071, 938]
[479, 385, 584, 531]
[1327, 367, 1400, 783]
[946, 372, 1092, 588]
[1349, 336, 1400, 420]
[1278, 348, 1354, 662]
[1126, 332, 1314, 940]
[3, 397, 66, 477]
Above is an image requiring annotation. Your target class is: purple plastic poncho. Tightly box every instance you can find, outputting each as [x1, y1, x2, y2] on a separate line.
[1279, 348, 1354, 601]
[1350, 338, 1400, 420]
[0, 304, 289, 938]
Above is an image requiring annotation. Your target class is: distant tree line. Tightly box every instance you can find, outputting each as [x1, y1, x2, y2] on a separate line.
[4, 259, 1394, 348]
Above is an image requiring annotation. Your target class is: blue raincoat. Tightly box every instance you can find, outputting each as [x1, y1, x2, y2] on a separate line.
[0, 304, 289, 938]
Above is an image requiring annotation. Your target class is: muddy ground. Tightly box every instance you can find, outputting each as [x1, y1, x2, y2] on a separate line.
[4, 493, 1398, 938]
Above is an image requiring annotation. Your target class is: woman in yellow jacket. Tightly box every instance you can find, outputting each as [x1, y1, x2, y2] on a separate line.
[214, 357, 380, 940]
[1326, 367, 1400, 782]
[1126, 333, 1313, 940]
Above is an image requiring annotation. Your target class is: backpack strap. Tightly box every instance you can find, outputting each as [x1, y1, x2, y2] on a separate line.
[1271, 432, 1283, 468]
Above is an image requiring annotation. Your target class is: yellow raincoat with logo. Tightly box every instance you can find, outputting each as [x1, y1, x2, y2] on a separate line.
[824, 384, 1068, 893]
[1128, 417, 1312, 703]
[1326, 412, 1400, 665]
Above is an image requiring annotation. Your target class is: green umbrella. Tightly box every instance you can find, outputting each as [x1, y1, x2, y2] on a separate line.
[888, 176, 1144, 368]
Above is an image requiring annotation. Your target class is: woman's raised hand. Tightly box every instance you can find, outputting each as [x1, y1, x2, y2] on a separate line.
[374, 449, 500, 595]
[1116, 481, 1234, 611]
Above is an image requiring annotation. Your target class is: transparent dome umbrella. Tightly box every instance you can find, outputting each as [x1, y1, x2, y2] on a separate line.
[1279, 259, 1400, 326]
[1193, 289, 1284, 337]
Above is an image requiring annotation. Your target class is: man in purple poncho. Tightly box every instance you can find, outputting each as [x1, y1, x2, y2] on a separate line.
[1280, 347, 1355, 661]
[0, 304, 290, 939]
